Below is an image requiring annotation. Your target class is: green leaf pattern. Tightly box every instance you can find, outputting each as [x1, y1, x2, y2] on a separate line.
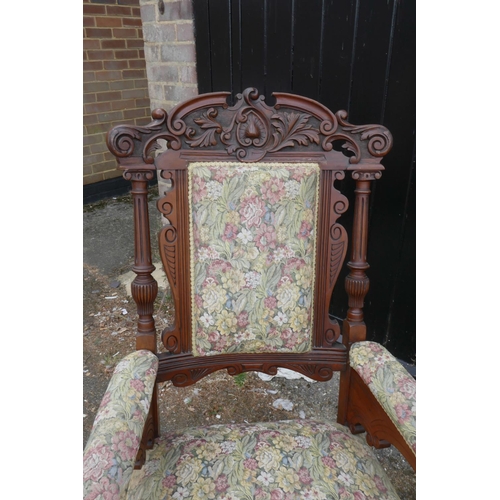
[126, 419, 399, 499]
[188, 162, 320, 356]
[350, 342, 416, 454]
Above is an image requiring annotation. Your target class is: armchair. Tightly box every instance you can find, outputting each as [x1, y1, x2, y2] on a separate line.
[84, 88, 415, 499]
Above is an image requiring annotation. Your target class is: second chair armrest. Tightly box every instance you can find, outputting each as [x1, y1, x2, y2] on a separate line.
[83, 350, 158, 500]
[350, 341, 416, 455]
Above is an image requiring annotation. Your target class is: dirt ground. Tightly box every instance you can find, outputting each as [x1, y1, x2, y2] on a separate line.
[83, 192, 416, 499]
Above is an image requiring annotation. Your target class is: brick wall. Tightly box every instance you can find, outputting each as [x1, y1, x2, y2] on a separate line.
[83, 0, 152, 185]
[139, 0, 198, 111]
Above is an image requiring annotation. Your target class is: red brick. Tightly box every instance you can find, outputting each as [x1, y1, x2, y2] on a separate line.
[109, 80, 135, 90]
[84, 173, 105, 185]
[111, 99, 136, 110]
[84, 153, 105, 166]
[83, 61, 103, 71]
[95, 17, 123, 28]
[122, 17, 142, 27]
[84, 39, 100, 50]
[83, 165, 93, 177]
[135, 98, 150, 108]
[112, 28, 137, 38]
[83, 146, 91, 156]
[83, 93, 96, 104]
[83, 71, 96, 82]
[124, 108, 149, 120]
[86, 123, 112, 135]
[106, 5, 131, 16]
[90, 141, 111, 154]
[85, 101, 112, 114]
[83, 4, 106, 15]
[134, 78, 148, 88]
[95, 70, 122, 81]
[98, 111, 124, 123]
[126, 39, 144, 48]
[96, 91, 122, 102]
[101, 39, 127, 49]
[103, 60, 129, 70]
[128, 59, 146, 69]
[122, 88, 148, 99]
[122, 69, 146, 79]
[83, 134, 103, 146]
[87, 50, 115, 60]
[134, 116, 151, 126]
[83, 114, 99, 126]
[85, 28, 112, 38]
[84, 81, 110, 92]
[114, 49, 138, 59]
[136, 28, 143, 38]
[103, 170, 122, 181]
[117, 0, 138, 6]
[83, 17, 95, 28]
[131, 7, 140, 17]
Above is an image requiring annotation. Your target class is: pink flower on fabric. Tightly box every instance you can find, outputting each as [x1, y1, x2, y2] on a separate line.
[240, 195, 265, 228]
[83, 444, 114, 482]
[321, 456, 336, 469]
[85, 477, 120, 500]
[162, 475, 177, 489]
[255, 225, 277, 251]
[298, 467, 312, 484]
[298, 221, 313, 239]
[353, 491, 367, 500]
[395, 403, 412, 423]
[244, 458, 258, 470]
[222, 223, 239, 241]
[270, 489, 285, 500]
[374, 475, 388, 493]
[215, 474, 229, 492]
[130, 379, 145, 392]
[111, 431, 139, 461]
[192, 177, 207, 204]
[237, 311, 249, 328]
[264, 297, 277, 309]
[262, 179, 286, 205]
[99, 391, 112, 409]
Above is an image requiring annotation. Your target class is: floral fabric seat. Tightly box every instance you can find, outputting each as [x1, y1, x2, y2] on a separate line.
[125, 419, 399, 500]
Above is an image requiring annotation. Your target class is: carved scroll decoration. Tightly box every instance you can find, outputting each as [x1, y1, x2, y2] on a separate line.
[106, 88, 393, 166]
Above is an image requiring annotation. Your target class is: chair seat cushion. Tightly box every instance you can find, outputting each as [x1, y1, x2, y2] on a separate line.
[126, 419, 399, 500]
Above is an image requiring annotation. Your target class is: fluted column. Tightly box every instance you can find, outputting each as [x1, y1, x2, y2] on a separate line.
[125, 169, 158, 352]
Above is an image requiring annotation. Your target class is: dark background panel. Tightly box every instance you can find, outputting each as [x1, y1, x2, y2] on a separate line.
[191, 0, 415, 363]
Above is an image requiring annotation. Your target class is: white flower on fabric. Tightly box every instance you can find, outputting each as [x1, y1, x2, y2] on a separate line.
[274, 312, 288, 326]
[237, 228, 253, 244]
[172, 487, 190, 499]
[206, 180, 223, 199]
[245, 271, 262, 288]
[285, 179, 301, 198]
[200, 313, 215, 328]
[338, 472, 355, 486]
[257, 471, 275, 486]
[220, 441, 237, 454]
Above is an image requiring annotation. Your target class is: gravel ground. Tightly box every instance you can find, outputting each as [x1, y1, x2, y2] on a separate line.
[83, 190, 416, 499]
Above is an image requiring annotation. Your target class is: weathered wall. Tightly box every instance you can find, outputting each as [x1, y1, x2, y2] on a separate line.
[139, 0, 198, 111]
[83, 0, 151, 185]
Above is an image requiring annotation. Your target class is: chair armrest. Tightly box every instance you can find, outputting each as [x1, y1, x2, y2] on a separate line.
[350, 341, 416, 455]
[83, 350, 158, 499]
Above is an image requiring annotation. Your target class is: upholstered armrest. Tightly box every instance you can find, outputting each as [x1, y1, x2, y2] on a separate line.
[83, 350, 158, 499]
[350, 341, 416, 455]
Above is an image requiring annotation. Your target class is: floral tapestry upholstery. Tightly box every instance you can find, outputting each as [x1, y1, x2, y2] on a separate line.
[188, 162, 320, 356]
[83, 350, 159, 500]
[350, 342, 416, 454]
[125, 419, 400, 500]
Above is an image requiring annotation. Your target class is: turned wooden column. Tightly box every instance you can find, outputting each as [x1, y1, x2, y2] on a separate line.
[343, 171, 381, 346]
[124, 169, 158, 352]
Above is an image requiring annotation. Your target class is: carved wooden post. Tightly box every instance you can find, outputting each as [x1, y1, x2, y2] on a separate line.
[343, 172, 380, 346]
[338, 170, 381, 426]
[124, 169, 160, 446]
[125, 169, 158, 352]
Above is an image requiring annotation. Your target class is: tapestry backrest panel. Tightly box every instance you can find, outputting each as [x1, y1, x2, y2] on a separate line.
[188, 162, 321, 356]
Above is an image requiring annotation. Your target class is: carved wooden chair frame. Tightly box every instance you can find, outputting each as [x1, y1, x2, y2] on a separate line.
[105, 87, 414, 470]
